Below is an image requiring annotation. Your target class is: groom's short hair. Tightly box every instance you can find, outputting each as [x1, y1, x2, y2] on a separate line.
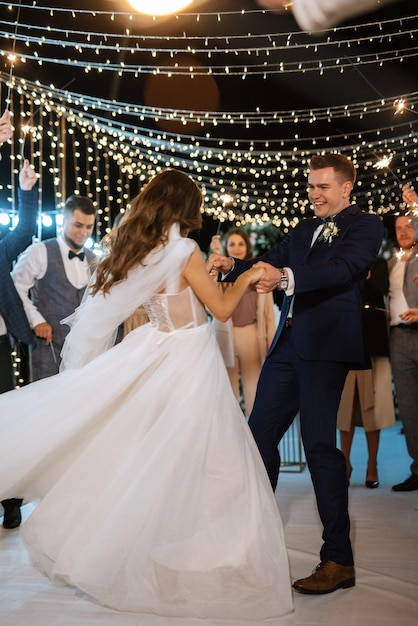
[310, 153, 356, 185]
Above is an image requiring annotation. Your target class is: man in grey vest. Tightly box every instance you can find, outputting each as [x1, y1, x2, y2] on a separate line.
[388, 190, 418, 492]
[12, 195, 97, 380]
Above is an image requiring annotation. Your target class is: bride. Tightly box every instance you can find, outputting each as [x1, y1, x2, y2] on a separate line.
[0, 169, 292, 623]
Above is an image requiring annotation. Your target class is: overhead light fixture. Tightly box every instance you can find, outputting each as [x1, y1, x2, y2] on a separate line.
[127, 0, 193, 16]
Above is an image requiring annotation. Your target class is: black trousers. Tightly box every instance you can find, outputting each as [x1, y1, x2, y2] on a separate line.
[0, 335, 23, 509]
[0, 335, 14, 394]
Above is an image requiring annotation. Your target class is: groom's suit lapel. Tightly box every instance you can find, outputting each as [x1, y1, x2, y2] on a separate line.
[300, 219, 324, 263]
[302, 205, 359, 263]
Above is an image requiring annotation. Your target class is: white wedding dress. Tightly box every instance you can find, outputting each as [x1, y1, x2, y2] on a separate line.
[0, 226, 292, 623]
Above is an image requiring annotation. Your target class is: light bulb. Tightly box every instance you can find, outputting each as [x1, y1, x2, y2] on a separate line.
[127, 0, 193, 16]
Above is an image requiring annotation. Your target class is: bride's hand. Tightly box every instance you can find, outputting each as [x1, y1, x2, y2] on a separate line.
[244, 265, 265, 285]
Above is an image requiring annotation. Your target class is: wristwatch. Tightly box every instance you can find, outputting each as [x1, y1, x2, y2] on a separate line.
[278, 268, 288, 291]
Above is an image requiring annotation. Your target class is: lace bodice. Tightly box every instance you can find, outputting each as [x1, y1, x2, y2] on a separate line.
[143, 286, 208, 332]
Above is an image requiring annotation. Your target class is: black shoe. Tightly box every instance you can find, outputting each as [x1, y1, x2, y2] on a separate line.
[365, 470, 379, 489]
[1, 498, 23, 529]
[392, 474, 418, 492]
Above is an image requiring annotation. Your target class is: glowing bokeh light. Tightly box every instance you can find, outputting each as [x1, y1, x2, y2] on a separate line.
[127, 0, 193, 16]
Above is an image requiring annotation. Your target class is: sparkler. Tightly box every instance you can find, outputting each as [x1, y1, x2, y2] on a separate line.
[1, 1, 22, 162]
[5, 1, 22, 107]
[373, 153, 402, 185]
[363, 304, 389, 313]
[20, 123, 33, 159]
[394, 97, 418, 117]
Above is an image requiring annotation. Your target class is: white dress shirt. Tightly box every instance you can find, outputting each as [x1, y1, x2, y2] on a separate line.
[11, 235, 92, 329]
[283, 222, 324, 316]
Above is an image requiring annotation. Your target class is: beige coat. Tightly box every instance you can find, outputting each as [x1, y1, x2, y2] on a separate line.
[337, 356, 396, 432]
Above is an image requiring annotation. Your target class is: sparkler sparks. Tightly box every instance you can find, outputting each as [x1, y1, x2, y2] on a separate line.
[373, 155, 393, 170]
[393, 97, 417, 117]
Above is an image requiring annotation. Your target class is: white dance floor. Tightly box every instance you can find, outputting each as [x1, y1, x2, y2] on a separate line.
[1, 423, 417, 625]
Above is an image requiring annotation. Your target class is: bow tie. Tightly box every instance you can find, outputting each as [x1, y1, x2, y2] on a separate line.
[68, 250, 85, 261]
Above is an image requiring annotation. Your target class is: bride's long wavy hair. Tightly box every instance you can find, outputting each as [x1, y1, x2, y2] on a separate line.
[92, 169, 203, 295]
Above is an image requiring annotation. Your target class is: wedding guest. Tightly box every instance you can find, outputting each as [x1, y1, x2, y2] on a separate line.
[208, 153, 383, 594]
[0, 169, 293, 621]
[0, 158, 37, 530]
[211, 228, 276, 416]
[337, 257, 395, 488]
[12, 195, 97, 379]
[388, 210, 418, 492]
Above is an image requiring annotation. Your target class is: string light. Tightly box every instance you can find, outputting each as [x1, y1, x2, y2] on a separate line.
[0, 6, 416, 78]
[0, 5, 417, 230]
[5, 73, 418, 133]
[2, 73, 416, 226]
[127, 0, 193, 16]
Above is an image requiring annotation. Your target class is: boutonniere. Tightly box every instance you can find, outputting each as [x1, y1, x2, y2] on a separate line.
[318, 217, 339, 245]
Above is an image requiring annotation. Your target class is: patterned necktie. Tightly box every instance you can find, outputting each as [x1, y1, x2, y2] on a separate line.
[68, 250, 85, 261]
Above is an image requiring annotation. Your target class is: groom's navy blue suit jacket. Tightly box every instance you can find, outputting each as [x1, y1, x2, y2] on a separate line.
[227, 204, 384, 369]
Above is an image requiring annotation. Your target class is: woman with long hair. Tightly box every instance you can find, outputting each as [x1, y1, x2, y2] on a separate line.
[0, 170, 292, 623]
[211, 228, 276, 416]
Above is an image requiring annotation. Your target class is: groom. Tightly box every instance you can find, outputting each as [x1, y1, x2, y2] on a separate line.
[209, 153, 383, 594]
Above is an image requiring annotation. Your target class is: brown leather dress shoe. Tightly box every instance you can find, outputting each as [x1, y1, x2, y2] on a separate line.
[293, 560, 355, 594]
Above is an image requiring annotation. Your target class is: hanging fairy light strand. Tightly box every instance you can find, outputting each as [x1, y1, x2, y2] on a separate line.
[1, 5, 417, 78]
[4, 0, 21, 106]
[1, 3, 417, 227]
[2, 72, 417, 157]
[5, 73, 416, 129]
[1, 14, 415, 52]
[0, 1, 414, 33]
[2, 47, 416, 77]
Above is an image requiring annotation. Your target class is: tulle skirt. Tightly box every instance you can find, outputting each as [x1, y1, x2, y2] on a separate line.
[0, 321, 292, 623]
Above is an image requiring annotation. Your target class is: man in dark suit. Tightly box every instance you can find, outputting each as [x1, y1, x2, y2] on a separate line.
[209, 153, 383, 594]
[0, 143, 38, 528]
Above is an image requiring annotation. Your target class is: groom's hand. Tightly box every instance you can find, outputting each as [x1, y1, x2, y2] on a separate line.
[253, 262, 281, 293]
